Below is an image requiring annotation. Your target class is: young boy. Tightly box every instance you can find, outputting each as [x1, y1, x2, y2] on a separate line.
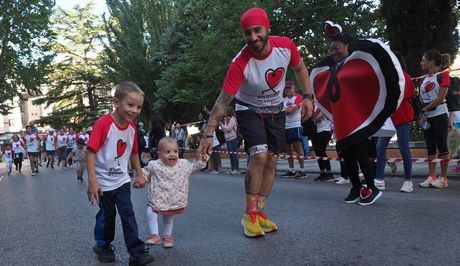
[2, 143, 13, 176]
[23, 125, 41, 176]
[67, 138, 86, 181]
[86, 81, 155, 265]
[44, 128, 56, 169]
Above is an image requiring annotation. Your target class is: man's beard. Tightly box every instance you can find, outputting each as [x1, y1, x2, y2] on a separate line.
[247, 33, 269, 53]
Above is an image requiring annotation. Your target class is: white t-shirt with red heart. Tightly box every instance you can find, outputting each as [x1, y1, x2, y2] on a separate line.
[283, 94, 302, 129]
[24, 133, 41, 153]
[420, 71, 450, 118]
[57, 133, 68, 148]
[45, 134, 57, 151]
[87, 114, 139, 192]
[222, 36, 301, 109]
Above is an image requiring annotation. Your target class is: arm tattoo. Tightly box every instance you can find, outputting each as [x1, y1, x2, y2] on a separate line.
[204, 91, 234, 134]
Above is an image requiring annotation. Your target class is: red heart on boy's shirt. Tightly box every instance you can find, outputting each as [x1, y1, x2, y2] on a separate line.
[116, 139, 127, 158]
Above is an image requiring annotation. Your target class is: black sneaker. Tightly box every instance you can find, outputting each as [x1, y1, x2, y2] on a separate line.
[358, 187, 382, 206]
[314, 173, 325, 181]
[93, 244, 115, 263]
[129, 250, 155, 266]
[280, 171, 296, 178]
[314, 173, 334, 181]
[295, 171, 308, 179]
[343, 187, 361, 204]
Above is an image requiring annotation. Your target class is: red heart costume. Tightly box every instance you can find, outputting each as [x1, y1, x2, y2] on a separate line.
[311, 39, 405, 150]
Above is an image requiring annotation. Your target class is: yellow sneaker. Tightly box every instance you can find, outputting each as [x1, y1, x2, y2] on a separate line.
[241, 212, 265, 237]
[257, 211, 278, 233]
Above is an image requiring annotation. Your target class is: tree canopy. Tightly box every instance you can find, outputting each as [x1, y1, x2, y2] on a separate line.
[0, 0, 54, 114]
[381, 0, 459, 76]
[33, 2, 112, 129]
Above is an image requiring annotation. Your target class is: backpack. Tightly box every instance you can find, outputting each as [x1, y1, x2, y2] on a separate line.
[437, 74, 460, 112]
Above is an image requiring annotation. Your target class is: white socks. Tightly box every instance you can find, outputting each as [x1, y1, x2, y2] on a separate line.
[146, 207, 174, 236]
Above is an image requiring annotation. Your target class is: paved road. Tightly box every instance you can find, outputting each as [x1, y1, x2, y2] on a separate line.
[1, 161, 460, 265]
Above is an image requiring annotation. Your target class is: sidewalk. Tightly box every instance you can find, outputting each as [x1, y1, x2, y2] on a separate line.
[218, 157, 460, 179]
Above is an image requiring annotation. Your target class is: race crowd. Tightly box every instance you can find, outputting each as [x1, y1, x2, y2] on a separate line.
[1, 6, 459, 266]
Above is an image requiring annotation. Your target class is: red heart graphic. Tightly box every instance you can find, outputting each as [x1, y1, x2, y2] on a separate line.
[360, 187, 372, 199]
[314, 59, 379, 142]
[265, 67, 285, 89]
[425, 82, 436, 93]
[116, 139, 127, 158]
[324, 23, 340, 37]
[30, 138, 35, 142]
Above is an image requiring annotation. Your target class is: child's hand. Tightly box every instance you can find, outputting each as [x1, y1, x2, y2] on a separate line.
[133, 174, 146, 189]
[201, 153, 209, 162]
[87, 180, 102, 205]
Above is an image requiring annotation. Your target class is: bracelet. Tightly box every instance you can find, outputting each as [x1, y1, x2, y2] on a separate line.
[202, 135, 214, 138]
[302, 93, 313, 100]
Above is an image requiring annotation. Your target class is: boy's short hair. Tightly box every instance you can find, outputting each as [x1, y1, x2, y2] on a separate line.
[158, 137, 178, 151]
[6, 143, 11, 146]
[77, 138, 85, 146]
[114, 81, 144, 100]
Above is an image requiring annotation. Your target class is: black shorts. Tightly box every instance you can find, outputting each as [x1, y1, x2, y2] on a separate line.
[236, 110, 286, 154]
[28, 152, 39, 157]
[46, 150, 55, 156]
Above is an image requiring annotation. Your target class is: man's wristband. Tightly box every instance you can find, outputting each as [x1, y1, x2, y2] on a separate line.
[302, 93, 313, 100]
[202, 135, 214, 138]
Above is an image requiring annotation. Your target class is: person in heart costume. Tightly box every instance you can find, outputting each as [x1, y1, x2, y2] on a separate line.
[197, 7, 313, 237]
[311, 21, 405, 205]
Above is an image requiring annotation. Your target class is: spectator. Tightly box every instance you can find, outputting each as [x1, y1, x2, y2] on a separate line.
[312, 106, 334, 181]
[375, 51, 414, 192]
[418, 49, 451, 188]
[209, 130, 222, 174]
[280, 81, 307, 178]
[148, 114, 166, 160]
[175, 123, 187, 159]
[221, 106, 240, 175]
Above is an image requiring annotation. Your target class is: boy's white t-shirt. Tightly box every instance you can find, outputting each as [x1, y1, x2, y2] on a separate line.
[24, 133, 40, 153]
[45, 134, 56, 151]
[11, 140, 24, 154]
[87, 114, 138, 192]
[67, 133, 77, 149]
[57, 134, 68, 148]
[2, 149, 13, 162]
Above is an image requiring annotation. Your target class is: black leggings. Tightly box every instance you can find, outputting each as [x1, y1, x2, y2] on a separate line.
[13, 153, 23, 170]
[342, 139, 375, 190]
[337, 148, 348, 178]
[423, 113, 449, 156]
[312, 131, 332, 171]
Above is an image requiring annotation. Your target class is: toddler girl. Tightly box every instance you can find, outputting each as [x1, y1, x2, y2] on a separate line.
[142, 137, 208, 248]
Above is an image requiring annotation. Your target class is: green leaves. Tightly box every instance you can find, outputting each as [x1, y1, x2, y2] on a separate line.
[33, 1, 112, 129]
[0, 0, 55, 113]
[381, 0, 459, 76]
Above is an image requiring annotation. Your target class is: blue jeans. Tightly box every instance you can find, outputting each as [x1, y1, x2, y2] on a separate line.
[226, 138, 239, 171]
[177, 139, 185, 158]
[94, 183, 145, 256]
[300, 134, 310, 156]
[376, 122, 412, 181]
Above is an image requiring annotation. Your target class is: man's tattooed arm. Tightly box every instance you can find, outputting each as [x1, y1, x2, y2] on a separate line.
[204, 90, 234, 135]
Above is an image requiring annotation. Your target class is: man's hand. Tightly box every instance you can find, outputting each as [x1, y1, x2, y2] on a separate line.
[133, 174, 146, 188]
[197, 136, 214, 156]
[87, 180, 102, 205]
[302, 98, 313, 120]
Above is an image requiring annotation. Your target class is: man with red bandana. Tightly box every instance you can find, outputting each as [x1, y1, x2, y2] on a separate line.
[197, 7, 313, 237]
